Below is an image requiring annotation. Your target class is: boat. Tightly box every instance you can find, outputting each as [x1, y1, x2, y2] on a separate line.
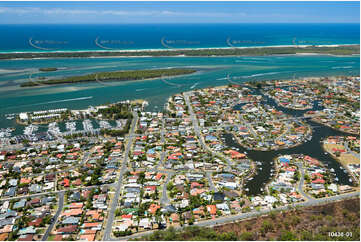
[349, 178, 353, 182]
[335, 177, 339, 181]
[245, 188, 249, 191]
[24, 124, 38, 136]
[330, 168, 335, 172]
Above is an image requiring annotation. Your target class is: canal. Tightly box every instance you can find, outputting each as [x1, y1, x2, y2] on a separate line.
[224, 87, 358, 195]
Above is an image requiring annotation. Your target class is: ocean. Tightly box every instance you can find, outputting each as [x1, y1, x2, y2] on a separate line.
[0, 23, 359, 52]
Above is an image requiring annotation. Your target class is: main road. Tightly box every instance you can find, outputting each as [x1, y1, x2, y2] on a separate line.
[117, 191, 359, 240]
[103, 112, 138, 241]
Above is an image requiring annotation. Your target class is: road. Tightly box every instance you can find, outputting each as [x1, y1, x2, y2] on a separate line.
[103, 112, 138, 241]
[206, 171, 217, 192]
[160, 171, 174, 206]
[343, 141, 360, 159]
[42, 191, 64, 241]
[183, 92, 233, 170]
[295, 162, 315, 201]
[118, 191, 359, 240]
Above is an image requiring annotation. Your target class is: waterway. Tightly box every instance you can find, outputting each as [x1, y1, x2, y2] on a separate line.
[0, 55, 359, 130]
[223, 88, 358, 195]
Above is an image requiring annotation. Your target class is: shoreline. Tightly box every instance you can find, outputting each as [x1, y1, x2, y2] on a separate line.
[0, 44, 359, 60]
[5, 52, 360, 62]
[0, 43, 359, 54]
[322, 143, 359, 185]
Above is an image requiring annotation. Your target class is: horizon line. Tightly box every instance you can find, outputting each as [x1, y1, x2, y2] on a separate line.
[0, 22, 360, 25]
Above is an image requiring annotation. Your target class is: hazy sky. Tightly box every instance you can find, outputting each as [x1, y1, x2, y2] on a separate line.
[0, 1, 359, 24]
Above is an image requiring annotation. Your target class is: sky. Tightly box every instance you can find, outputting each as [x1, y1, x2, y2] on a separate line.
[0, 1, 359, 24]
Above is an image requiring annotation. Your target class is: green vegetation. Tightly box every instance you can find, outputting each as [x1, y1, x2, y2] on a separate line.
[133, 198, 360, 241]
[3, 45, 359, 60]
[20, 68, 197, 87]
[97, 103, 132, 120]
[39, 67, 58, 72]
[132, 226, 238, 241]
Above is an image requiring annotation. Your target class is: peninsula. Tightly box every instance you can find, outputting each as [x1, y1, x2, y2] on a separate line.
[1, 45, 359, 60]
[20, 68, 197, 87]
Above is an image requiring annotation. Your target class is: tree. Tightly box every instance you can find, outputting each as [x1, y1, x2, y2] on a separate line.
[239, 232, 254, 241]
[278, 230, 298, 241]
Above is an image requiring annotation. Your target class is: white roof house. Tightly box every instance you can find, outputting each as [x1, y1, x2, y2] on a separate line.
[19, 113, 28, 120]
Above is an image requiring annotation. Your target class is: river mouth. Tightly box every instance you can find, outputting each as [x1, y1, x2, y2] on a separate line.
[223, 87, 357, 196]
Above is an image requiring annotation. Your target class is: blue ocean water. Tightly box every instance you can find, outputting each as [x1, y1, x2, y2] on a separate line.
[0, 23, 359, 52]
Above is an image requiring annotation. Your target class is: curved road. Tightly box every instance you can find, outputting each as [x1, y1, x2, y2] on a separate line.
[295, 162, 314, 201]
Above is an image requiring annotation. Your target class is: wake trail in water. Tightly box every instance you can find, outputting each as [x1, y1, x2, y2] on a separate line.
[241, 72, 282, 78]
[5, 96, 93, 110]
[331, 66, 353, 69]
[190, 82, 198, 89]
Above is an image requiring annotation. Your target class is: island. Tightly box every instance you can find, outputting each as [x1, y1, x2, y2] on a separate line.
[20, 68, 197, 87]
[39, 67, 58, 72]
[1, 45, 359, 60]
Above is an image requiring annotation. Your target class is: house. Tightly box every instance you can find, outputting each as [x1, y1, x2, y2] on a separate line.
[28, 198, 41, 207]
[62, 216, 80, 225]
[17, 234, 34, 241]
[264, 196, 278, 205]
[69, 192, 81, 201]
[28, 218, 43, 227]
[139, 218, 151, 229]
[18, 226, 36, 235]
[79, 234, 96, 241]
[206, 205, 217, 215]
[13, 199, 26, 209]
[148, 204, 160, 215]
[4, 187, 16, 197]
[8, 179, 18, 187]
[216, 203, 230, 213]
[170, 213, 179, 223]
[328, 184, 338, 193]
[62, 208, 83, 217]
[56, 225, 77, 234]
[29, 184, 41, 193]
[213, 192, 225, 202]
